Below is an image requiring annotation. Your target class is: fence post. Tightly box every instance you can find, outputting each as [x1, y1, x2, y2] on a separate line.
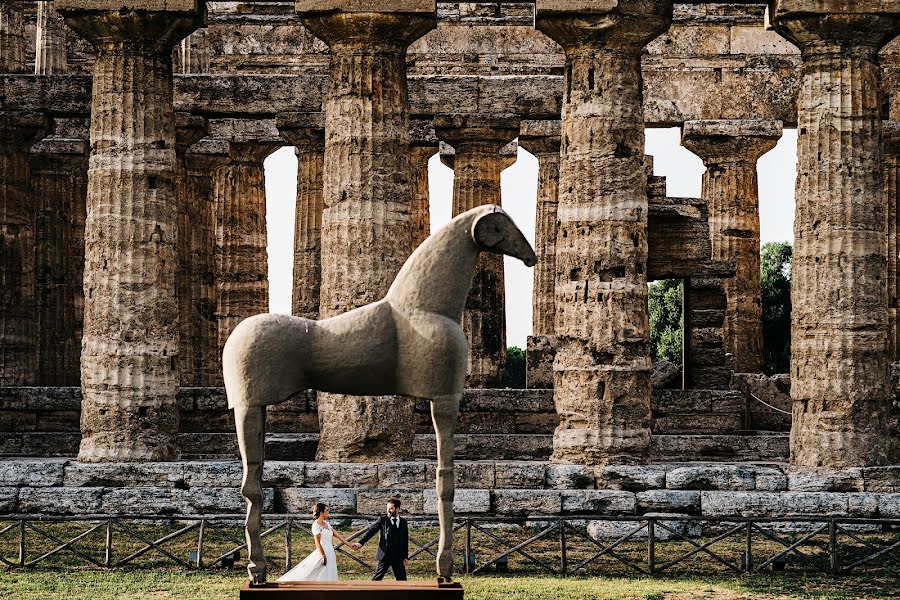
[465, 518, 472, 574]
[647, 518, 655, 574]
[286, 517, 293, 570]
[17, 519, 25, 567]
[105, 519, 113, 567]
[744, 521, 753, 572]
[829, 520, 838, 574]
[559, 518, 567, 577]
[196, 519, 206, 568]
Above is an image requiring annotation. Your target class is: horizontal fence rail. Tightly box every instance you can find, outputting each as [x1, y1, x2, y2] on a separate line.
[1, 514, 898, 577]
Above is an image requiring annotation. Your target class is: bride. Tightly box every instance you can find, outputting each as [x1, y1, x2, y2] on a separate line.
[278, 502, 361, 582]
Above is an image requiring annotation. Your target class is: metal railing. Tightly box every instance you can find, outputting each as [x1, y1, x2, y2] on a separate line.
[1, 514, 898, 576]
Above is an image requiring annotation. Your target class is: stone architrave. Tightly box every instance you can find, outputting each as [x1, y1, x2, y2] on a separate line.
[29, 136, 88, 386]
[768, 0, 900, 467]
[298, 0, 436, 462]
[215, 141, 280, 355]
[175, 113, 209, 386]
[536, 0, 674, 466]
[681, 120, 782, 375]
[885, 121, 900, 362]
[56, 0, 205, 462]
[0, 1, 26, 73]
[35, 1, 68, 75]
[519, 119, 561, 390]
[0, 111, 49, 386]
[434, 113, 519, 388]
[276, 112, 326, 320]
[184, 138, 230, 385]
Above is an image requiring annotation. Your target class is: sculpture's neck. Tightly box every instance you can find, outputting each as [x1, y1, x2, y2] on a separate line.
[386, 215, 481, 322]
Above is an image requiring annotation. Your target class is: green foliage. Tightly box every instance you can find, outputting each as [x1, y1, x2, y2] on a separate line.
[648, 280, 683, 363]
[760, 241, 792, 375]
[503, 346, 526, 388]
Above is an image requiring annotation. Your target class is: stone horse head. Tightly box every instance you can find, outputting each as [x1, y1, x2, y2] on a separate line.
[223, 204, 536, 584]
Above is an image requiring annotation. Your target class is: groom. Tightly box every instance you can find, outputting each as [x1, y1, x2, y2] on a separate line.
[357, 497, 409, 580]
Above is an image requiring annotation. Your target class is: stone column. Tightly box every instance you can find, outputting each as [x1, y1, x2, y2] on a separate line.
[215, 141, 279, 355]
[177, 28, 209, 74]
[30, 136, 88, 386]
[536, 0, 673, 466]
[769, 1, 900, 467]
[681, 120, 782, 374]
[184, 138, 229, 385]
[520, 120, 561, 389]
[277, 113, 325, 320]
[434, 113, 519, 388]
[885, 122, 900, 362]
[410, 144, 435, 250]
[298, 0, 435, 462]
[35, 1, 68, 75]
[0, 0, 26, 72]
[175, 113, 209, 386]
[0, 111, 49, 385]
[57, 0, 204, 462]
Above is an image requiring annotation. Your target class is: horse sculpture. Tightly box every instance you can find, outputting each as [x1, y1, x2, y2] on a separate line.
[223, 204, 537, 584]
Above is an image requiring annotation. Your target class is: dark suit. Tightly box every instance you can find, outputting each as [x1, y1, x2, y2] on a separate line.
[358, 515, 409, 580]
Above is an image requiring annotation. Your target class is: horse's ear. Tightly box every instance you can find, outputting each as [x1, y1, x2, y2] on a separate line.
[472, 210, 507, 249]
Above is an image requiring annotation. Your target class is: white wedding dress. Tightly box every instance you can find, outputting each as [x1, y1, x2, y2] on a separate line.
[278, 520, 339, 582]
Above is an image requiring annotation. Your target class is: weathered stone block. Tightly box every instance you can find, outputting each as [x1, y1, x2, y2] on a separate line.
[56, 0, 202, 11]
[305, 464, 378, 488]
[0, 487, 18, 512]
[561, 491, 636, 515]
[787, 467, 864, 492]
[181, 461, 244, 488]
[588, 514, 702, 541]
[19, 487, 102, 514]
[636, 490, 701, 514]
[493, 490, 561, 515]
[261, 462, 306, 488]
[596, 465, 667, 491]
[356, 491, 423, 515]
[101, 486, 270, 514]
[425, 461, 495, 489]
[546, 464, 594, 489]
[700, 492, 848, 518]
[0, 459, 66, 487]
[297, 0, 435, 15]
[64, 462, 186, 488]
[495, 462, 546, 488]
[754, 467, 788, 492]
[667, 464, 757, 491]
[377, 462, 428, 489]
[423, 489, 490, 514]
[863, 467, 900, 492]
[280, 488, 356, 515]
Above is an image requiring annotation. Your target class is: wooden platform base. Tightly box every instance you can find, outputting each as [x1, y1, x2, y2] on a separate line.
[239, 580, 464, 599]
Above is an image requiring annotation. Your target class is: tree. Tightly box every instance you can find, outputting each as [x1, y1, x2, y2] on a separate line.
[760, 241, 792, 375]
[649, 279, 683, 363]
[503, 346, 526, 388]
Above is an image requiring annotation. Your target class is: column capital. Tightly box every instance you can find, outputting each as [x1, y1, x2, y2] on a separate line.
[276, 112, 325, 153]
[0, 111, 50, 152]
[766, 1, 900, 55]
[519, 120, 561, 158]
[681, 119, 782, 166]
[298, 0, 435, 49]
[885, 121, 900, 159]
[185, 137, 230, 173]
[175, 112, 208, 154]
[433, 113, 520, 151]
[535, 0, 673, 52]
[57, 1, 205, 51]
[29, 136, 88, 172]
[229, 140, 282, 164]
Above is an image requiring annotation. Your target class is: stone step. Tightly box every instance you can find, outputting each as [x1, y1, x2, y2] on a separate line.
[651, 434, 789, 463]
[651, 413, 744, 435]
[651, 389, 745, 415]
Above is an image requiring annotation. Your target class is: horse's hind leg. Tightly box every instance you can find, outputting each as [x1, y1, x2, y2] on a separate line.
[235, 402, 267, 584]
[430, 393, 460, 580]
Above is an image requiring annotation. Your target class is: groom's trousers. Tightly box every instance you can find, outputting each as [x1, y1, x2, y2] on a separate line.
[372, 558, 407, 581]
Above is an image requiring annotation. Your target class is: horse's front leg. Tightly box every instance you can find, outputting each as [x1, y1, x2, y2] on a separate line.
[430, 393, 461, 580]
[234, 403, 267, 584]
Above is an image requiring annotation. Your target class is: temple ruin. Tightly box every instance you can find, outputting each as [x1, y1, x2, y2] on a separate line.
[1, 0, 900, 522]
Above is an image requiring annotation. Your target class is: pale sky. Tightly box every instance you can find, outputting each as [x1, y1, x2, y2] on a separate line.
[264, 127, 799, 349]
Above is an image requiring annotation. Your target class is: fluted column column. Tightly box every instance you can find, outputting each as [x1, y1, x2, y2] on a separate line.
[769, 1, 900, 467]
[885, 122, 900, 362]
[35, 1, 68, 74]
[277, 112, 326, 320]
[175, 113, 208, 386]
[0, 112, 49, 385]
[536, 0, 673, 466]
[177, 28, 209, 74]
[214, 141, 279, 354]
[520, 120, 561, 389]
[57, 0, 204, 462]
[0, 1, 25, 72]
[434, 113, 519, 388]
[30, 137, 88, 386]
[299, 1, 435, 462]
[410, 144, 435, 250]
[681, 120, 782, 374]
[184, 138, 229, 385]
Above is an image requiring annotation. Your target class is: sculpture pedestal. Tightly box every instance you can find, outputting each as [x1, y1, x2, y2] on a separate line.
[239, 580, 464, 599]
